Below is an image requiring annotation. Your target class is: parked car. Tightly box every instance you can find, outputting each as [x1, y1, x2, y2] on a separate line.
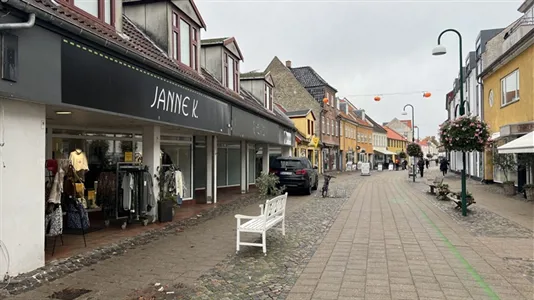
[270, 157, 319, 195]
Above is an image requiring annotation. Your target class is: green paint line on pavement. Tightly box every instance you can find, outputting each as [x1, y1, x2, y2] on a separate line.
[419, 209, 500, 300]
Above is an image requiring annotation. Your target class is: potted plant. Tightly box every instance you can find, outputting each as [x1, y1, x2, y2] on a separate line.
[436, 183, 450, 200]
[406, 143, 422, 157]
[399, 151, 407, 159]
[493, 153, 517, 196]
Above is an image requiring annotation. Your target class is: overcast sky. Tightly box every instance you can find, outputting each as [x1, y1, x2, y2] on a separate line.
[196, 0, 521, 139]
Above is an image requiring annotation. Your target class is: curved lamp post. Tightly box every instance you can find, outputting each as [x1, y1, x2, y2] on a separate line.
[414, 126, 420, 142]
[433, 28, 468, 216]
[402, 104, 416, 182]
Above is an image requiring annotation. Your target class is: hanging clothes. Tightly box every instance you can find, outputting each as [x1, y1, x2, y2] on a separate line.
[96, 171, 116, 208]
[122, 173, 134, 211]
[45, 204, 63, 236]
[48, 167, 65, 204]
[175, 170, 183, 206]
[66, 199, 90, 230]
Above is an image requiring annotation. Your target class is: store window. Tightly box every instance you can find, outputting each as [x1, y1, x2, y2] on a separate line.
[172, 11, 199, 70]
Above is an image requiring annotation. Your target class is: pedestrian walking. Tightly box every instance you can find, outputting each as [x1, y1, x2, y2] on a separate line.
[417, 158, 425, 177]
[440, 158, 449, 176]
[425, 159, 430, 169]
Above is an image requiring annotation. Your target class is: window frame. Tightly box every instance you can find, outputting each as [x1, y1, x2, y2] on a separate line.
[171, 10, 199, 71]
[500, 69, 520, 107]
[60, 0, 115, 26]
[224, 52, 239, 92]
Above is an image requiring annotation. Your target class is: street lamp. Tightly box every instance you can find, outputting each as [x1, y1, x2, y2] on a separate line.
[414, 126, 420, 141]
[433, 28, 468, 216]
[402, 104, 416, 182]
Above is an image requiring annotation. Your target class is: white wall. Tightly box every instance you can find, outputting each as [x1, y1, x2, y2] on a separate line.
[0, 99, 46, 278]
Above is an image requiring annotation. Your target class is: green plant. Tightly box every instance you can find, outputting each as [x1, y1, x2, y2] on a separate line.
[426, 153, 433, 159]
[406, 143, 422, 157]
[493, 153, 517, 183]
[399, 151, 407, 159]
[89, 140, 110, 167]
[523, 184, 534, 189]
[256, 173, 283, 196]
[439, 116, 491, 152]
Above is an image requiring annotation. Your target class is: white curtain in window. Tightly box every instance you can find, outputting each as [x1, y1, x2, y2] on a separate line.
[104, 0, 111, 23]
[180, 20, 191, 66]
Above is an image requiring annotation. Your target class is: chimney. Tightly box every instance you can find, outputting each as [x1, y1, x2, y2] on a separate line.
[285, 60, 292, 68]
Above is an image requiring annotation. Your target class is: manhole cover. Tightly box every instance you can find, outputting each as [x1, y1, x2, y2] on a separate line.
[49, 288, 91, 300]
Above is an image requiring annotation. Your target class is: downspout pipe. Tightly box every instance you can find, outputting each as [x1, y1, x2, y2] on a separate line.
[0, 0, 292, 130]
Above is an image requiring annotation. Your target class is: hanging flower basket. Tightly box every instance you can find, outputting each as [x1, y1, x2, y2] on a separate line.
[406, 143, 422, 157]
[439, 116, 491, 152]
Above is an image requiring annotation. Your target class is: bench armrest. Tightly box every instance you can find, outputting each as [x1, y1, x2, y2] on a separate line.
[259, 204, 264, 215]
[234, 214, 258, 220]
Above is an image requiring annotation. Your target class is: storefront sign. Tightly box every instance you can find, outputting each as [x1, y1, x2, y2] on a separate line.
[231, 107, 290, 145]
[282, 130, 293, 146]
[500, 122, 534, 137]
[60, 39, 230, 134]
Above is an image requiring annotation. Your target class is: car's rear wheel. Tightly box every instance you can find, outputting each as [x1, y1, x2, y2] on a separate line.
[312, 177, 318, 190]
[304, 183, 312, 195]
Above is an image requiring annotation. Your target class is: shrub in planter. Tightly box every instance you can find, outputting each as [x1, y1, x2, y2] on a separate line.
[406, 143, 422, 157]
[439, 116, 491, 152]
[436, 183, 450, 200]
[256, 173, 284, 196]
[493, 153, 517, 196]
[522, 184, 534, 201]
[399, 151, 407, 159]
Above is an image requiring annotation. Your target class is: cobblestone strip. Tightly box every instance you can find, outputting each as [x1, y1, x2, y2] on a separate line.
[171, 179, 361, 300]
[394, 177, 532, 299]
[2, 193, 268, 297]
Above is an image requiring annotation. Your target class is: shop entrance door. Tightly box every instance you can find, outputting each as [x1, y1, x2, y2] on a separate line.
[161, 144, 193, 200]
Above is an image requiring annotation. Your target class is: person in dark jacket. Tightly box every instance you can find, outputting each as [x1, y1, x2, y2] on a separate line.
[417, 158, 425, 177]
[425, 159, 430, 169]
[440, 158, 449, 176]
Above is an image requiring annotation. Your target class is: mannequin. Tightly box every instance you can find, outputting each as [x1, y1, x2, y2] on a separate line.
[69, 148, 89, 180]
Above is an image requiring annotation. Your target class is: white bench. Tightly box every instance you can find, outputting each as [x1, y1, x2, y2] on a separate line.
[235, 192, 288, 255]
[426, 176, 444, 195]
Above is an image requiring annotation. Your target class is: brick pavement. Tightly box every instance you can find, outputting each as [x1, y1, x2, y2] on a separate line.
[7, 184, 323, 300]
[288, 169, 533, 300]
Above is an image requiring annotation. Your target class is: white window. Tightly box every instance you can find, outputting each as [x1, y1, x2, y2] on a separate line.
[322, 117, 325, 134]
[264, 85, 272, 110]
[331, 120, 334, 135]
[179, 19, 191, 66]
[227, 56, 235, 90]
[500, 70, 519, 106]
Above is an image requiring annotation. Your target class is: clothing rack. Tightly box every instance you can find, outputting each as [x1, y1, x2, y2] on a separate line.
[104, 162, 151, 229]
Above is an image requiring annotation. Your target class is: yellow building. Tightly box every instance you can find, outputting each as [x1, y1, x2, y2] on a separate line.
[480, 18, 534, 184]
[285, 109, 321, 170]
[339, 112, 374, 169]
[384, 126, 408, 162]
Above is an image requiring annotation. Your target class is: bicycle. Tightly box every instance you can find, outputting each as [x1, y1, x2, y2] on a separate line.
[321, 174, 336, 198]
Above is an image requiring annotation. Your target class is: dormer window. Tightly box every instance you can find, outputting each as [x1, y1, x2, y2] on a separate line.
[224, 53, 239, 92]
[61, 0, 114, 25]
[172, 11, 199, 70]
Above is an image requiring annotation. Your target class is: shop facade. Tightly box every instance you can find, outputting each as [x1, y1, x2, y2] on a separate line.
[0, 10, 293, 278]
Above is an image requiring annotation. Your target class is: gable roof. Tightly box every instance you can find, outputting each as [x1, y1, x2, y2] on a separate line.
[285, 109, 315, 119]
[400, 119, 412, 129]
[384, 126, 408, 141]
[290, 66, 338, 92]
[201, 37, 244, 61]
[124, 0, 207, 29]
[361, 114, 387, 134]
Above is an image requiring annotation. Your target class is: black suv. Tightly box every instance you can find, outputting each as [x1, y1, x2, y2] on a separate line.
[270, 157, 319, 195]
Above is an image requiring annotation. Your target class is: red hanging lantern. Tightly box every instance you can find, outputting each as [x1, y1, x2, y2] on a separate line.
[323, 97, 329, 104]
[374, 96, 381, 102]
[423, 92, 432, 98]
